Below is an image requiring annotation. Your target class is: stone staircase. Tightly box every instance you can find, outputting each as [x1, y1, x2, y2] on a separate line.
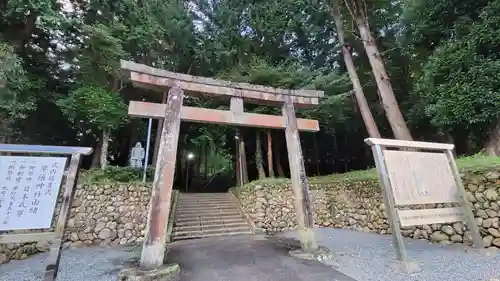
[171, 192, 253, 241]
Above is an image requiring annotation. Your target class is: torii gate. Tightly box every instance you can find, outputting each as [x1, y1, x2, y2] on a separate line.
[120, 60, 324, 270]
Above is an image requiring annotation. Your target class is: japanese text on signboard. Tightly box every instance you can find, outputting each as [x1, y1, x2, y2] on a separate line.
[0, 156, 66, 231]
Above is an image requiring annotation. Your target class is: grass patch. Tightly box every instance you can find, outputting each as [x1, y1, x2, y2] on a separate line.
[455, 154, 500, 172]
[240, 153, 500, 189]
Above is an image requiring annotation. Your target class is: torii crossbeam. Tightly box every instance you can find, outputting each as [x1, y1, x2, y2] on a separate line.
[121, 60, 323, 270]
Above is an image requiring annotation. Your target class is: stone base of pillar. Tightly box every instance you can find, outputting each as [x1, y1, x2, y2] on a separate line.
[288, 246, 336, 265]
[117, 263, 180, 281]
[388, 260, 421, 274]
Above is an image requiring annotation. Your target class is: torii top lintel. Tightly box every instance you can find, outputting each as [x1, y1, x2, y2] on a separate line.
[120, 60, 324, 107]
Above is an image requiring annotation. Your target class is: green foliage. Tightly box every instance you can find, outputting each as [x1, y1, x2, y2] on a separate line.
[220, 57, 353, 134]
[81, 166, 155, 183]
[411, 0, 500, 140]
[2, 0, 499, 176]
[77, 23, 128, 86]
[0, 41, 34, 139]
[57, 85, 128, 131]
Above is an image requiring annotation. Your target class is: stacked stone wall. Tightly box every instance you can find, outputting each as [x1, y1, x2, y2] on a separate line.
[0, 183, 150, 264]
[236, 170, 500, 248]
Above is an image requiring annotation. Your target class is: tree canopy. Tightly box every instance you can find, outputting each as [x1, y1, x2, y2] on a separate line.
[1, 0, 499, 185]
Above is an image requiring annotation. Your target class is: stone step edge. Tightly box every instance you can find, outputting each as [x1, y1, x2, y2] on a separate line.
[175, 211, 241, 217]
[179, 194, 230, 196]
[175, 206, 238, 212]
[176, 202, 235, 206]
[178, 196, 230, 199]
[172, 230, 253, 241]
[176, 200, 233, 205]
[172, 225, 251, 236]
[175, 213, 243, 220]
[173, 221, 250, 231]
[178, 194, 230, 197]
[174, 218, 248, 226]
[177, 195, 231, 199]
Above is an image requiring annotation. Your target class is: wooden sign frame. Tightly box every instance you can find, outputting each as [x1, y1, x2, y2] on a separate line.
[365, 138, 483, 274]
[0, 144, 92, 281]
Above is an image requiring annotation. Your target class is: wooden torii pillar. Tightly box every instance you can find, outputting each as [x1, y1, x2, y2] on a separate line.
[121, 60, 324, 270]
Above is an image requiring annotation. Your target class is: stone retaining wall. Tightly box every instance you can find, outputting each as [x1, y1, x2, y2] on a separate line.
[2, 168, 499, 264]
[235, 169, 500, 248]
[0, 183, 151, 264]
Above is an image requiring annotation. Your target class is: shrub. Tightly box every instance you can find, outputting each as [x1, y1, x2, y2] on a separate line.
[81, 166, 155, 183]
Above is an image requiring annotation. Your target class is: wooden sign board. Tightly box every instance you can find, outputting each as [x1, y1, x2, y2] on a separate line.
[0, 144, 92, 281]
[364, 138, 483, 274]
[0, 156, 67, 231]
[383, 150, 460, 206]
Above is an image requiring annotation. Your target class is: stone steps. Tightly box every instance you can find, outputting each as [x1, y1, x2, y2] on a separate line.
[175, 206, 237, 214]
[174, 217, 249, 227]
[171, 192, 252, 241]
[174, 221, 250, 232]
[171, 230, 253, 241]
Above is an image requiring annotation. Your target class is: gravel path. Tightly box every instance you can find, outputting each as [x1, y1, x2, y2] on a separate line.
[282, 228, 500, 281]
[0, 245, 137, 281]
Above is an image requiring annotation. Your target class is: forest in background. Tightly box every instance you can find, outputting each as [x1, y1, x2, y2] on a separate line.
[1, 0, 500, 187]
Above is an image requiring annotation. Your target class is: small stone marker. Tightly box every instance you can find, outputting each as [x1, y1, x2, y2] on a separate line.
[0, 144, 92, 281]
[365, 138, 483, 274]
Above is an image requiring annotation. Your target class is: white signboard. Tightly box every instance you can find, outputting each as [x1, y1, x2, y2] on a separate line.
[383, 150, 460, 206]
[0, 156, 67, 230]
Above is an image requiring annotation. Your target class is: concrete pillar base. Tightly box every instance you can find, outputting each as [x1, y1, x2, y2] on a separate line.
[117, 263, 180, 281]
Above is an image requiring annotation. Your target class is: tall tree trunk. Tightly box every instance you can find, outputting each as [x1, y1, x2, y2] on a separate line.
[255, 132, 266, 180]
[181, 151, 186, 189]
[331, 1, 381, 138]
[240, 137, 249, 183]
[100, 128, 110, 170]
[313, 134, 320, 176]
[332, 133, 339, 171]
[267, 130, 275, 177]
[204, 143, 208, 178]
[346, 2, 413, 140]
[194, 146, 201, 179]
[152, 92, 168, 164]
[275, 145, 285, 177]
[91, 137, 102, 169]
[235, 137, 241, 185]
[485, 121, 500, 156]
[0, 119, 9, 143]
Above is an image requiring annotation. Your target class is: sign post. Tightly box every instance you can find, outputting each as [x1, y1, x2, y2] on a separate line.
[0, 144, 92, 281]
[365, 138, 483, 274]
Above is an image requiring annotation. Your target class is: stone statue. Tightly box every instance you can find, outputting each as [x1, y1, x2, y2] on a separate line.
[129, 142, 145, 169]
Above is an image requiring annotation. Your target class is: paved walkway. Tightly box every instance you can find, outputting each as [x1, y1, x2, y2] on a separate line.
[168, 234, 356, 281]
[0, 234, 355, 281]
